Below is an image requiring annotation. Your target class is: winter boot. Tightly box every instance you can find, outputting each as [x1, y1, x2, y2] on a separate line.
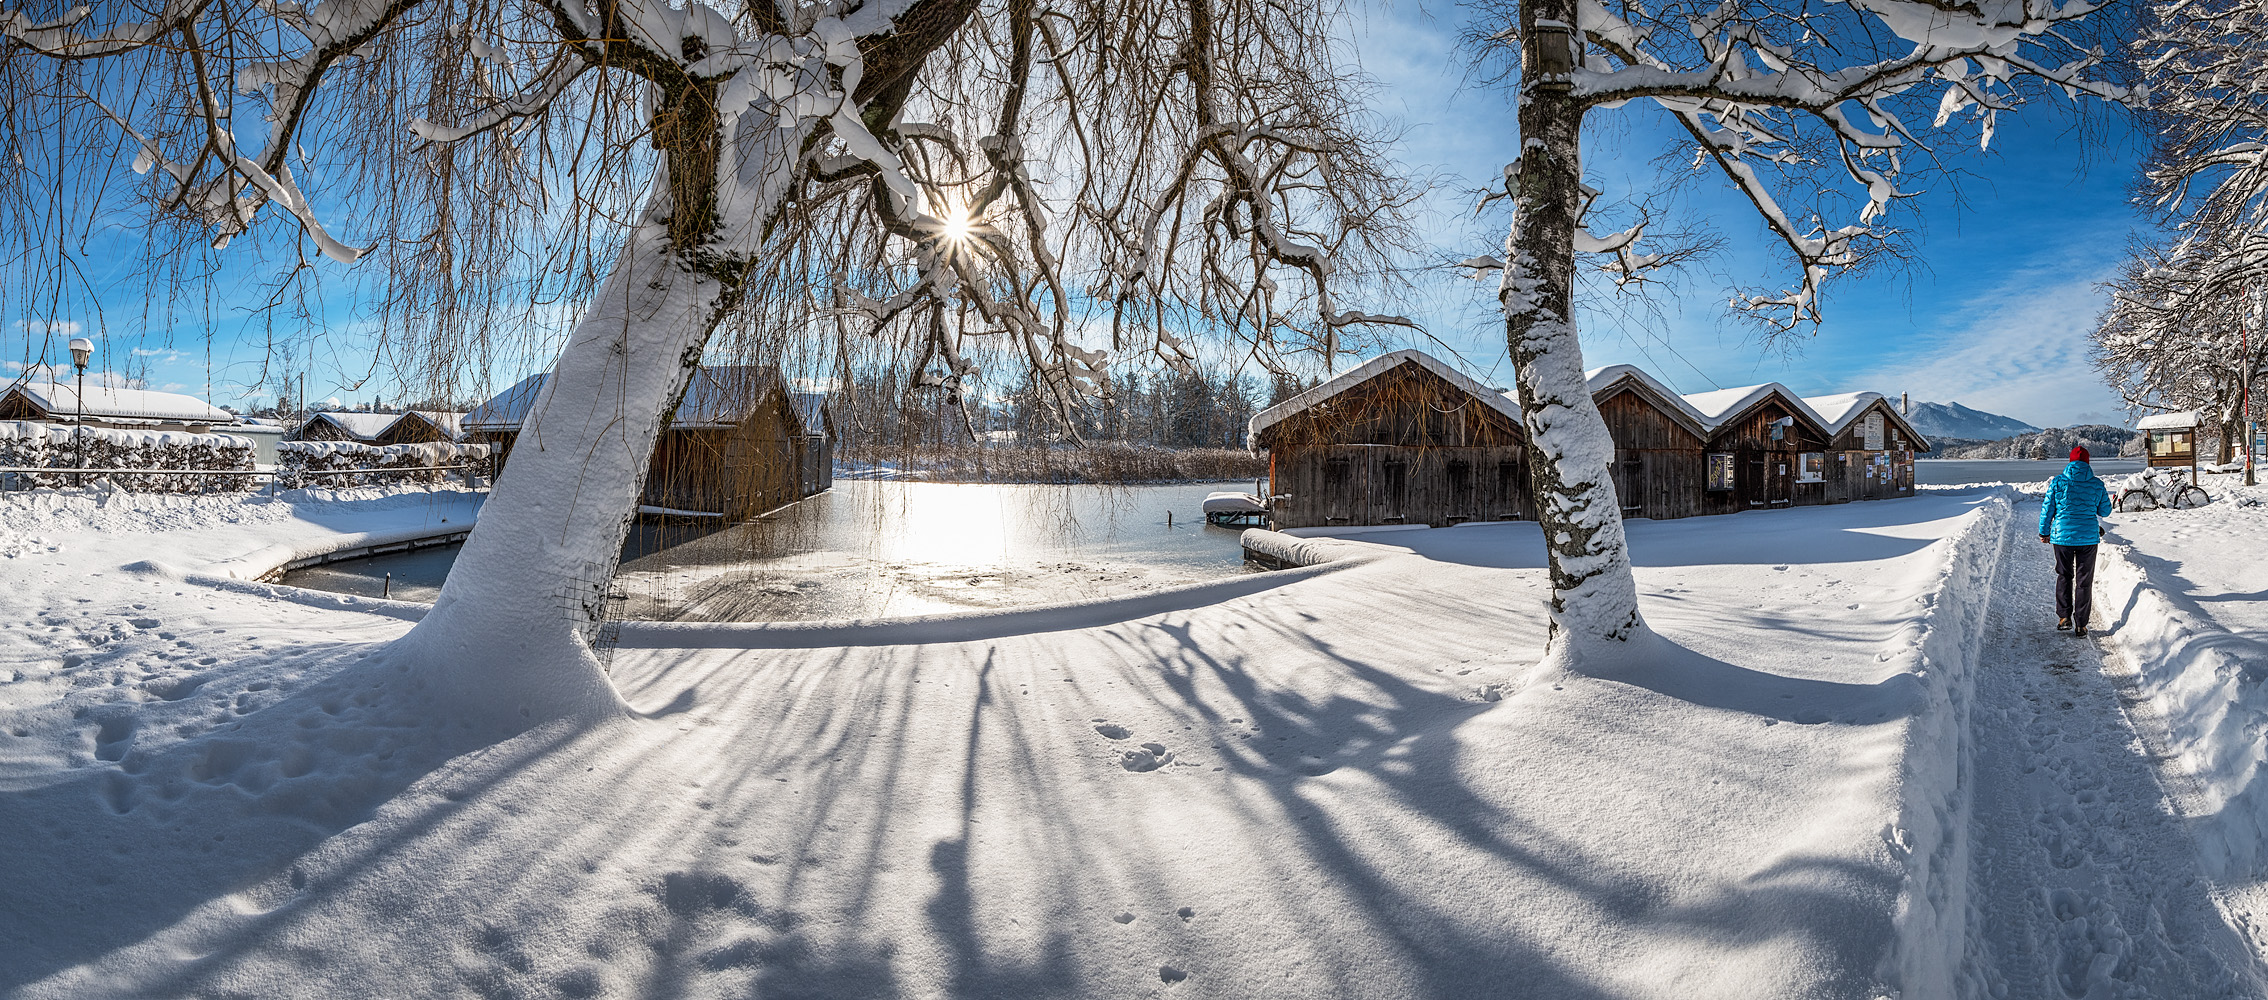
[2074, 624, 2089, 638]
[2056, 618, 2071, 631]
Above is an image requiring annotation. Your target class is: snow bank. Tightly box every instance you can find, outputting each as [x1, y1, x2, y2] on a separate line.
[0, 419, 255, 492]
[1237, 526, 1402, 569]
[2095, 480, 2268, 884]
[1873, 487, 2016, 993]
[278, 440, 493, 488]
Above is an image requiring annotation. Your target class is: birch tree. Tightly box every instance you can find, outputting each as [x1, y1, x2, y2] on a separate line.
[1459, 0, 2126, 666]
[0, 0, 1416, 726]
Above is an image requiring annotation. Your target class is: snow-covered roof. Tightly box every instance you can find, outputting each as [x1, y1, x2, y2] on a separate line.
[464, 374, 546, 432]
[1, 379, 234, 425]
[1247, 349, 1524, 449]
[398, 410, 467, 441]
[1798, 392, 1880, 433]
[2137, 410, 2200, 430]
[786, 391, 831, 438]
[1681, 383, 1798, 424]
[302, 410, 403, 441]
[1584, 364, 1713, 436]
[466, 368, 801, 433]
[1581, 365, 1930, 448]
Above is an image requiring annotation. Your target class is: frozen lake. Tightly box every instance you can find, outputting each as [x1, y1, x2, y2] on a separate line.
[1917, 458, 2142, 486]
[283, 480, 1261, 621]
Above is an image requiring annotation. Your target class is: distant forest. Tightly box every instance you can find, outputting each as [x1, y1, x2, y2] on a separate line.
[833, 368, 1318, 453]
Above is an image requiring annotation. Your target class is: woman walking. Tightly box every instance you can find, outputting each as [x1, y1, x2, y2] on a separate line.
[2039, 446, 2114, 636]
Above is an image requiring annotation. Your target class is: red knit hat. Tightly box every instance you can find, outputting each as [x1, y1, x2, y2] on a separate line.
[2070, 445, 2091, 462]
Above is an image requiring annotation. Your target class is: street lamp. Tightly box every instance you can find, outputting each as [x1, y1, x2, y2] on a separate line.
[68, 337, 91, 487]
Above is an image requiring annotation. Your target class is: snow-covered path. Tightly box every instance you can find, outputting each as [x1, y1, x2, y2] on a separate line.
[1963, 498, 2264, 998]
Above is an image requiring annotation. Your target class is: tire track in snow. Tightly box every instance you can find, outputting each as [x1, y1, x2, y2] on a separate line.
[1962, 499, 2263, 999]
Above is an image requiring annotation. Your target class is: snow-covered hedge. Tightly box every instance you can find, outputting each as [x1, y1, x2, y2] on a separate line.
[277, 440, 493, 488]
[0, 420, 255, 492]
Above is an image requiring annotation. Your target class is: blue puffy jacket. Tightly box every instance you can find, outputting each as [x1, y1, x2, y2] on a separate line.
[2040, 461, 2112, 545]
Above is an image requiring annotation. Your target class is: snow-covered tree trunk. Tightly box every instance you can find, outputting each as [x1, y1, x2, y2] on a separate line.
[1500, 9, 1644, 668]
[398, 77, 823, 727]
[397, 225, 731, 725]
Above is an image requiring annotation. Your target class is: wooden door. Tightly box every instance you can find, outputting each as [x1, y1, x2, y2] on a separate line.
[1613, 452, 1644, 517]
[1323, 452, 1361, 525]
[1371, 453, 1409, 523]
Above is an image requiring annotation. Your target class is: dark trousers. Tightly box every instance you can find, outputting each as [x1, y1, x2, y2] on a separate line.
[2054, 544, 2097, 628]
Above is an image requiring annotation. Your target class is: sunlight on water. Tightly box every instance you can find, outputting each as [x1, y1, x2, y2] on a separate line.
[878, 484, 1011, 568]
[286, 480, 1256, 623]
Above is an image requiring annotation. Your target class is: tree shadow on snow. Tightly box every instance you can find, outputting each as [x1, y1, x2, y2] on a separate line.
[0, 645, 571, 995]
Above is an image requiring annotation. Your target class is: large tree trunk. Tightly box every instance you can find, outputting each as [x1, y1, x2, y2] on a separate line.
[1501, 10, 1647, 669]
[395, 225, 730, 727]
[394, 103, 820, 729]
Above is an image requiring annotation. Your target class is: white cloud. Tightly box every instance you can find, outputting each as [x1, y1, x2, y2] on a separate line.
[10, 364, 143, 388]
[1851, 267, 2124, 429]
[13, 319, 85, 338]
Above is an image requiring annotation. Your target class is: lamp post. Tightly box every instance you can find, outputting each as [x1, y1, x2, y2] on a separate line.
[68, 337, 92, 487]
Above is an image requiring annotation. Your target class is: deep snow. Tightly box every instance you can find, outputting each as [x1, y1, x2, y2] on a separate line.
[0, 482, 2261, 997]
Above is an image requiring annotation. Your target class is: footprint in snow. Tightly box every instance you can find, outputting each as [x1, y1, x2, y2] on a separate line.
[1094, 723, 1132, 740]
[1121, 743, 1171, 772]
[1160, 964, 1189, 984]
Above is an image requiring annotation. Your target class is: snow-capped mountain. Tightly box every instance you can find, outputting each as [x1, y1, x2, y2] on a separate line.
[1903, 401, 2041, 442]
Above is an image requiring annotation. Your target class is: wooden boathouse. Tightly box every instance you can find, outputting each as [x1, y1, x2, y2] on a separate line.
[1586, 365, 1713, 520]
[1802, 393, 1929, 501]
[1247, 350, 1530, 529]
[1680, 383, 1835, 514]
[466, 366, 833, 520]
[1249, 349, 1931, 531]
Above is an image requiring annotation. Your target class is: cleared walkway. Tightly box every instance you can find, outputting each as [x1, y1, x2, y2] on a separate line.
[1961, 497, 2264, 998]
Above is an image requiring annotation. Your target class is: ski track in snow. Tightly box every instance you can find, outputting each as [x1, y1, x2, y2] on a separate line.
[1962, 496, 2263, 999]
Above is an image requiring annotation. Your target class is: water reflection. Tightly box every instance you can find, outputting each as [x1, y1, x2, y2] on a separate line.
[291, 480, 1257, 623]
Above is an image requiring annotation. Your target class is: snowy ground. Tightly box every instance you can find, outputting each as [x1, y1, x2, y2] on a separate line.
[4, 483, 2267, 997]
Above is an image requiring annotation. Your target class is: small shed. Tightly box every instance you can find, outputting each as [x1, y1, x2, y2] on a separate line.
[1803, 393, 1930, 502]
[1681, 383, 1834, 514]
[786, 391, 835, 497]
[467, 366, 834, 520]
[375, 410, 465, 446]
[0, 379, 236, 433]
[1586, 365, 1713, 520]
[2137, 410, 2200, 482]
[294, 411, 401, 443]
[1248, 350, 1530, 529]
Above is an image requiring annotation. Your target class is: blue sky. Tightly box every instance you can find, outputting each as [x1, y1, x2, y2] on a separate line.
[1351, 1, 2150, 428]
[3, 0, 2151, 429]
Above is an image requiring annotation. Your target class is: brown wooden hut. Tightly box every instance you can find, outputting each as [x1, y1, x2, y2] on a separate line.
[1801, 393, 1929, 502]
[2137, 410, 2200, 483]
[292, 410, 399, 443]
[1586, 365, 1713, 520]
[465, 367, 833, 520]
[374, 410, 465, 445]
[1248, 350, 1530, 529]
[1679, 383, 1835, 514]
